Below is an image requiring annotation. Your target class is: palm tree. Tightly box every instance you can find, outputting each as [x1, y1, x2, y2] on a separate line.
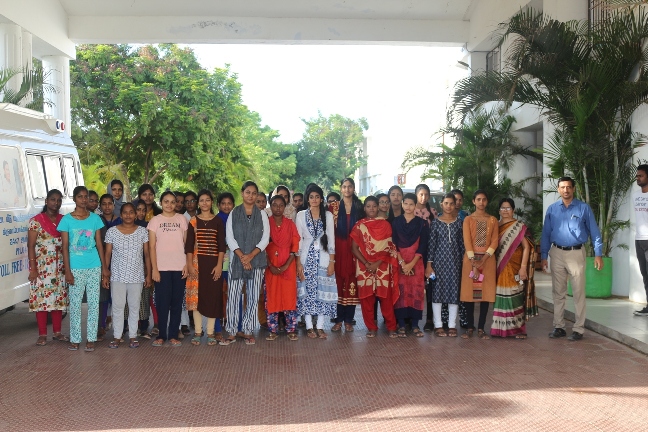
[0, 66, 56, 111]
[452, 6, 648, 256]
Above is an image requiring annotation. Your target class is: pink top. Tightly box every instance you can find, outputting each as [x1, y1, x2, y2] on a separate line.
[148, 213, 188, 271]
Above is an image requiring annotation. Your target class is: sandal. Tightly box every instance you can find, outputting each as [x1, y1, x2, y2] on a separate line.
[412, 328, 424, 338]
[191, 333, 202, 346]
[287, 332, 299, 341]
[397, 327, 408, 338]
[129, 339, 140, 348]
[366, 331, 377, 338]
[141, 332, 152, 339]
[84, 342, 95, 352]
[344, 323, 354, 332]
[266, 332, 279, 341]
[389, 331, 400, 338]
[152, 338, 165, 347]
[36, 336, 47, 346]
[219, 336, 236, 346]
[331, 323, 343, 332]
[316, 328, 327, 339]
[434, 328, 448, 337]
[96, 328, 106, 342]
[461, 329, 474, 339]
[306, 329, 317, 339]
[447, 328, 458, 337]
[109, 339, 120, 349]
[68, 343, 79, 351]
[244, 335, 256, 345]
[214, 332, 224, 342]
[53, 333, 69, 342]
[150, 327, 159, 336]
[477, 330, 491, 340]
[515, 334, 528, 339]
[235, 331, 246, 340]
[169, 338, 182, 347]
[207, 334, 218, 346]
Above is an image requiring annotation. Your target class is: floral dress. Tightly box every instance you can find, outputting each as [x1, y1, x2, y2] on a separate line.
[28, 219, 67, 312]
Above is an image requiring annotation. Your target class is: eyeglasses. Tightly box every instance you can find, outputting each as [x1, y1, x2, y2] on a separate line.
[89, 199, 98, 203]
[500, 207, 513, 211]
[186, 199, 197, 204]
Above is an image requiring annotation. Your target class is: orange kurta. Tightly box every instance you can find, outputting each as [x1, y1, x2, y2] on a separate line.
[460, 215, 499, 303]
[265, 217, 300, 314]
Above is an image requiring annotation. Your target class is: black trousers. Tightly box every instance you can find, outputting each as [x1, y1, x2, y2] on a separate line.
[464, 301, 490, 330]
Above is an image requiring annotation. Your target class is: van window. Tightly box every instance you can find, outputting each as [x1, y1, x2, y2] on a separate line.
[63, 157, 78, 195]
[0, 145, 27, 208]
[26, 153, 65, 199]
[26, 154, 47, 199]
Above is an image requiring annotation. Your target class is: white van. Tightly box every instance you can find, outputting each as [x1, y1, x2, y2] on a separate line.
[0, 103, 83, 311]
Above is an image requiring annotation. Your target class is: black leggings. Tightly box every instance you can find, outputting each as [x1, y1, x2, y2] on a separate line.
[464, 301, 490, 330]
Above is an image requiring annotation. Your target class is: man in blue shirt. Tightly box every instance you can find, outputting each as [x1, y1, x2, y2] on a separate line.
[541, 177, 603, 341]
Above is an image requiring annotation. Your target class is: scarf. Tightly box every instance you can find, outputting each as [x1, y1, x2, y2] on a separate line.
[269, 216, 295, 280]
[391, 215, 426, 249]
[496, 220, 527, 275]
[229, 204, 267, 279]
[335, 199, 361, 239]
[33, 212, 63, 238]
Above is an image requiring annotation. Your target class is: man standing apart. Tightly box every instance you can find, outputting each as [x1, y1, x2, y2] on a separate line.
[633, 165, 648, 316]
[541, 177, 603, 341]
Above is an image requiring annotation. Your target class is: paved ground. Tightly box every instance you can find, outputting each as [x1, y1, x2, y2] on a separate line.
[1, 301, 647, 432]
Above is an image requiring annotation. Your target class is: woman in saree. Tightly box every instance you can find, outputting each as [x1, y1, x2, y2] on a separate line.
[350, 196, 399, 338]
[491, 198, 535, 338]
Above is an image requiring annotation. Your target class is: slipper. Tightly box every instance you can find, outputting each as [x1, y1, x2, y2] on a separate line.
[461, 329, 474, 339]
[109, 340, 120, 349]
[447, 328, 458, 337]
[219, 336, 236, 346]
[129, 339, 140, 348]
[191, 334, 202, 346]
[344, 324, 354, 332]
[244, 336, 256, 345]
[515, 334, 527, 339]
[397, 327, 408, 338]
[287, 332, 299, 341]
[52, 333, 69, 342]
[206, 335, 218, 346]
[150, 327, 159, 336]
[84, 343, 95, 352]
[366, 331, 377, 338]
[477, 330, 491, 340]
[316, 328, 327, 339]
[266, 333, 279, 341]
[331, 323, 343, 332]
[434, 328, 448, 337]
[152, 338, 165, 347]
[36, 336, 47, 346]
[306, 329, 317, 339]
[68, 343, 79, 351]
[412, 328, 424, 338]
[169, 339, 182, 347]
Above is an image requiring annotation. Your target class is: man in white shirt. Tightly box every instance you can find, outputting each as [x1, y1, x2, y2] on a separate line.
[634, 165, 648, 316]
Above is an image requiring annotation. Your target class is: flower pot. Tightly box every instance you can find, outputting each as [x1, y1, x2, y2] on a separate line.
[567, 257, 612, 298]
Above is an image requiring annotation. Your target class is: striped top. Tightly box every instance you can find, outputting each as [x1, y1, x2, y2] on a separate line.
[185, 215, 225, 257]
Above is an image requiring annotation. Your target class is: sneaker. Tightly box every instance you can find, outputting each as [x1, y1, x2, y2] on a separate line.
[633, 306, 648, 316]
[548, 328, 567, 338]
[567, 331, 583, 341]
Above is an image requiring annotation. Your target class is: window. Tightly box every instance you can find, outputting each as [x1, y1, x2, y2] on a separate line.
[63, 157, 78, 195]
[43, 155, 64, 193]
[486, 48, 500, 73]
[0, 145, 27, 209]
[26, 154, 47, 199]
[26, 153, 65, 199]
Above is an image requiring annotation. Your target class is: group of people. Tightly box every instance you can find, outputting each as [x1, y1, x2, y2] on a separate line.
[27, 177, 542, 352]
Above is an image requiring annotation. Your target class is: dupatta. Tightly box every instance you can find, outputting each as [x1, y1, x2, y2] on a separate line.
[496, 220, 527, 275]
[33, 212, 63, 238]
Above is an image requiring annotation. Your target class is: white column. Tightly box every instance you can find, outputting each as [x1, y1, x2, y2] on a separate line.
[21, 29, 32, 106]
[0, 23, 24, 103]
[42, 55, 70, 136]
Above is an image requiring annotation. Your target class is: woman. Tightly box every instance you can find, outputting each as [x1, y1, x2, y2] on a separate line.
[376, 193, 390, 219]
[222, 181, 270, 346]
[391, 193, 429, 337]
[414, 183, 437, 223]
[387, 185, 404, 222]
[27, 189, 68, 345]
[185, 189, 226, 346]
[148, 191, 188, 347]
[329, 178, 364, 332]
[265, 195, 301, 341]
[491, 198, 535, 339]
[104, 203, 152, 348]
[216, 192, 235, 334]
[138, 184, 162, 222]
[58, 186, 107, 352]
[425, 194, 464, 337]
[134, 201, 155, 337]
[97, 193, 122, 341]
[296, 184, 337, 339]
[460, 190, 498, 339]
[350, 196, 399, 338]
[266, 185, 297, 221]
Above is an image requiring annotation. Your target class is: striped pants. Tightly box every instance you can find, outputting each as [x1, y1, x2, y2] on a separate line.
[226, 268, 264, 335]
[69, 267, 101, 343]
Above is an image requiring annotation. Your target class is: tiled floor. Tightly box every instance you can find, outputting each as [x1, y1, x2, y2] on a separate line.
[1, 298, 647, 432]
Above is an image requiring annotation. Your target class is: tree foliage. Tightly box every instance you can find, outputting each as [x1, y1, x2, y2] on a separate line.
[292, 113, 368, 193]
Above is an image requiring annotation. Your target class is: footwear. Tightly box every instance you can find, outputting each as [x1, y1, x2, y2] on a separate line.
[388, 331, 399, 338]
[206, 334, 218, 346]
[331, 323, 343, 332]
[84, 342, 95, 352]
[477, 329, 491, 340]
[423, 321, 433, 332]
[36, 336, 47, 346]
[152, 338, 164, 347]
[568, 331, 583, 341]
[412, 328, 424, 338]
[344, 323, 354, 332]
[68, 343, 79, 351]
[366, 331, 377, 338]
[141, 332, 152, 340]
[129, 339, 140, 348]
[548, 328, 567, 339]
[52, 333, 69, 342]
[633, 306, 648, 316]
[434, 328, 447, 337]
[447, 328, 458, 337]
[397, 327, 407, 338]
[168, 338, 182, 347]
[96, 328, 106, 342]
[244, 335, 256, 345]
[109, 339, 120, 349]
[351, 319, 357, 325]
[266, 332, 279, 341]
[219, 336, 236, 346]
[461, 329, 474, 339]
[150, 327, 159, 336]
[316, 328, 327, 339]
[287, 332, 299, 341]
[181, 325, 191, 335]
[177, 331, 184, 339]
[306, 329, 317, 339]
[191, 333, 202, 346]
[515, 334, 528, 339]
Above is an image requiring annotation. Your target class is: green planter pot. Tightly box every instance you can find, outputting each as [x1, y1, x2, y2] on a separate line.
[567, 257, 612, 298]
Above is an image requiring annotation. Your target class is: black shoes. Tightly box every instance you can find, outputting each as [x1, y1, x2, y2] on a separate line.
[633, 306, 648, 316]
[548, 328, 567, 338]
[567, 332, 583, 341]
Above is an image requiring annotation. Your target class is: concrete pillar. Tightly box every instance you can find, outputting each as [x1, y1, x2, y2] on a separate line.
[42, 56, 70, 136]
[0, 23, 24, 103]
[21, 30, 32, 106]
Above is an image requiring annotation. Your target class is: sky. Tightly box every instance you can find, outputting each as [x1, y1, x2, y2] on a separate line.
[190, 44, 467, 192]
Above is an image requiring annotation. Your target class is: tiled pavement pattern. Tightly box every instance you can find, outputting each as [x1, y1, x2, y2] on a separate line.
[1, 301, 647, 432]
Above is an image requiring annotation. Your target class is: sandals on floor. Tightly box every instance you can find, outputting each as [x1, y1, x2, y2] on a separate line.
[397, 327, 408, 338]
[214, 332, 224, 343]
[287, 332, 299, 341]
[168, 338, 182, 347]
[84, 342, 95, 352]
[68, 343, 79, 351]
[366, 331, 377, 338]
[412, 328, 424, 338]
[152, 338, 165, 347]
[129, 339, 140, 348]
[109, 340, 120, 349]
[447, 328, 458, 337]
[477, 330, 491, 340]
[316, 328, 327, 339]
[306, 329, 317, 339]
[244, 335, 256, 345]
[331, 323, 343, 332]
[266, 332, 279, 341]
[150, 327, 159, 336]
[206, 334, 218, 346]
[389, 331, 400, 339]
[219, 336, 236, 346]
[36, 336, 47, 346]
[344, 323, 354, 332]
[461, 329, 474, 339]
[53, 333, 69, 342]
[515, 334, 528, 339]
[434, 328, 448, 337]
[191, 334, 202, 346]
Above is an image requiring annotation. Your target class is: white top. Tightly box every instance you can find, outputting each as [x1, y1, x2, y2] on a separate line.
[183, 211, 192, 221]
[295, 209, 335, 267]
[225, 207, 270, 254]
[634, 192, 648, 240]
[105, 226, 149, 283]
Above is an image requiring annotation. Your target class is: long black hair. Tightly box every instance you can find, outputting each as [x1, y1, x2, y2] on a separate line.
[337, 177, 365, 238]
[304, 183, 329, 253]
[387, 185, 404, 222]
[41, 189, 63, 213]
[137, 184, 162, 216]
[196, 189, 215, 214]
[415, 183, 432, 215]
